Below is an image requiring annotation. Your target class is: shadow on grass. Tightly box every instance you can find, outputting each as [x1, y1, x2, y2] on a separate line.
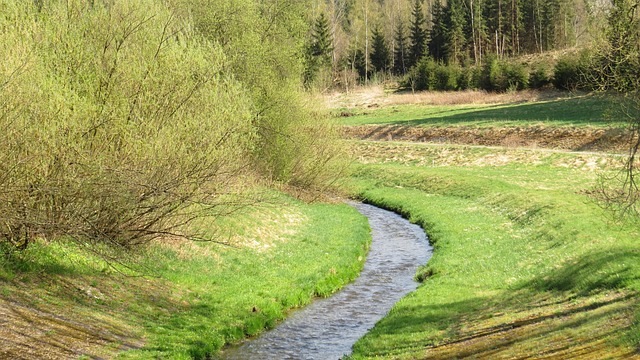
[355, 248, 640, 358]
[385, 97, 614, 127]
[520, 247, 640, 295]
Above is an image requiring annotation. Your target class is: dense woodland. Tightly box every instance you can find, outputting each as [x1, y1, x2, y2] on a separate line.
[303, 0, 614, 88]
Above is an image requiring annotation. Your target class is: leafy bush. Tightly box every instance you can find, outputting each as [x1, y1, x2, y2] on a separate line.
[0, 0, 343, 253]
[435, 64, 459, 91]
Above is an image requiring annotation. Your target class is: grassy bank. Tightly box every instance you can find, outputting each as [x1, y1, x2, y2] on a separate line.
[342, 141, 640, 358]
[0, 195, 370, 359]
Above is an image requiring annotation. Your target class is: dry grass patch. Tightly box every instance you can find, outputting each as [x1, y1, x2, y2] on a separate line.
[349, 141, 621, 171]
[324, 85, 571, 110]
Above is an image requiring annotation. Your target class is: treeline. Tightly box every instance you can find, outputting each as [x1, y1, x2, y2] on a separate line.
[0, 0, 342, 253]
[304, 0, 608, 88]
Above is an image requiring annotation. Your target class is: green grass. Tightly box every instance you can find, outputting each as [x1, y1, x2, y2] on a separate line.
[0, 195, 371, 359]
[342, 141, 640, 359]
[337, 95, 623, 128]
[123, 200, 371, 359]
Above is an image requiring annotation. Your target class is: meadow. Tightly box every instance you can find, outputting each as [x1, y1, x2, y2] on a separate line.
[335, 90, 640, 358]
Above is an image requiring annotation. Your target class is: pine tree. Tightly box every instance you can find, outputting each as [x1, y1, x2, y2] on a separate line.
[370, 26, 390, 73]
[408, 0, 428, 68]
[429, 0, 447, 61]
[309, 12, 333, 66]
[445, 0, 467, 64]
[393, 21, 408, 75]
[304, 12, 334, 84]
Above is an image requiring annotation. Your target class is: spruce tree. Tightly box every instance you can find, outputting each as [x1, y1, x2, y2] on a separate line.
[370, 26, 391, 73]
[393, 21, 408, 75]
[408, 0, 428, 68]
[445, 0, 467, 64]
[304, 12, 333, 84]
[309, 12, 333, 66]
[429, 0, 446, 61]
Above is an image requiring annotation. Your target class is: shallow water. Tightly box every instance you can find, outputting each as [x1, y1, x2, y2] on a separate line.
[221, 203, 432, 360]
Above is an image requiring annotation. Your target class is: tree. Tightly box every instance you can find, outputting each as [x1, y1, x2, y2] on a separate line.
[445, 0, 467, 64]
[305, 12, 334, 84]
[429, 0, 447, 61]
[408, 0, 428, 68]
[467, 0, 489, 64]
[370, 26, 391, 73]
[309, 12, 334, 65]
[593, 0, 640, 218]
[393, 20, 409, 75]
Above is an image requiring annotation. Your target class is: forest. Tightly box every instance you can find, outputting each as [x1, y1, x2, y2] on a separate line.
[304, 0, 614, 90]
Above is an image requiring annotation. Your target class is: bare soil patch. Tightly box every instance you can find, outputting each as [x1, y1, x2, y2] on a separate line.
[344, 125, 631, 153]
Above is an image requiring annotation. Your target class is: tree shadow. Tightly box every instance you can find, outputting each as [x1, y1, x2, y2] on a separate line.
[385, 97, 613, 127]
[518, 247, 640, 295]
[356, 248, 640, 358]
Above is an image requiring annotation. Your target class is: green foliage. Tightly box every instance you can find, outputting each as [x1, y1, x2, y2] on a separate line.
[406, 55, 528, 92]
[305, 12, 334, 86]
[552, 52, 590, 90]
[393, 21, 408, 75]
[428, 0, 446, 61]
[529, 63, 552, 89]
[408, 0, 428, 68]
[502, 61, 529, 91]
[0, 0, 344, 253]
[0, 0, 253, 251]
[370, 27, 390, 74]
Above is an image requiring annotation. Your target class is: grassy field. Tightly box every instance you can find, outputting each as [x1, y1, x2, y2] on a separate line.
[335, 91, 624, 129]
[0, 194, 371, 359]
[341, 139, 640, 358]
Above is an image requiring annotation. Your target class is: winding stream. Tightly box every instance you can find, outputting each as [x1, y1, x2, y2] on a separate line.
[221, 203, 432, 360]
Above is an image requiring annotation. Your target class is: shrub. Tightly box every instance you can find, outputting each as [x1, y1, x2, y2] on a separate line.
[0, 0, 342, 253]
[435, 64, 459, 91]
[530, 64, 552, 89]
[552, 53, 592, 91]
[503, 62, 529, 91]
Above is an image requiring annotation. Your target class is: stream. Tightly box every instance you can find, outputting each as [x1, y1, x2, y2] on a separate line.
[221, 203, 433, 360]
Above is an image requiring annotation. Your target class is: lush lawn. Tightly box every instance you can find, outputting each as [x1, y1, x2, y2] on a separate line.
[343, 141, 640, 359]
[0, 195, 371, 359]
[337, 95, 623, 128]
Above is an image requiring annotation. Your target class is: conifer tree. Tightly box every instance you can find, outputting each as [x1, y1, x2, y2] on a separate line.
[393, 21, 408, 75]
[370, 26, 391, 73]
[429, 0, 447, 61]
[408, 0, 428, 68]
[445, 0, 467, 64]
[309, 12, 333, 66]
[304, 12, 334, 84]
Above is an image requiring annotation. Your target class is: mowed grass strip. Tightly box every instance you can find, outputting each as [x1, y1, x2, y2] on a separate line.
[0, 196, 371, 359]
[337, 94, 622, 128]
[343, 142, 640, 359]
